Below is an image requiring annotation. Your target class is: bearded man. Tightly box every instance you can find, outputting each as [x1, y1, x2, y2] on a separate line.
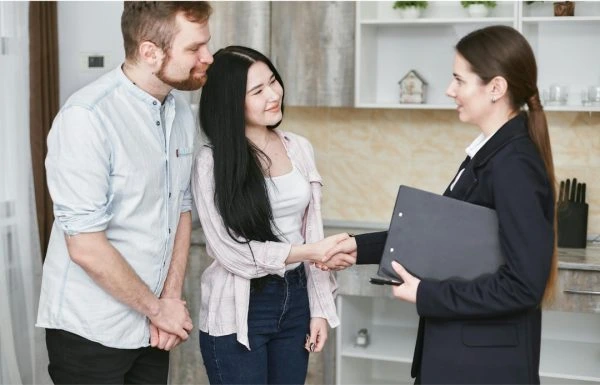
[36, 2, 213, 384]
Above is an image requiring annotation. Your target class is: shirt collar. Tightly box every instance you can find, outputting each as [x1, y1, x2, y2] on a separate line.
[115, 64, 173, 107]
[465, 132, 492, 159]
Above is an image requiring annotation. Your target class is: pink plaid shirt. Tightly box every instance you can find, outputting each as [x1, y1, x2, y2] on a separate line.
[192, 130, 339, 349]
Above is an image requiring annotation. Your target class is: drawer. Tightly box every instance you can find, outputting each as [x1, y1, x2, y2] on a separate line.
[547, 269, 600, 313]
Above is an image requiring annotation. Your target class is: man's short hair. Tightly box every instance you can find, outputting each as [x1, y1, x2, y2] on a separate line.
[121, 1, 212, 61]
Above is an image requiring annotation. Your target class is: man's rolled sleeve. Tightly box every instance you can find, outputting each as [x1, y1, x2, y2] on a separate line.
[46, 105, 113, 236]
[180, 183, 193, 213]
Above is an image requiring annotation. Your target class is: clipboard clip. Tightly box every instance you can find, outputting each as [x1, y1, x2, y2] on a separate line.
[369, 277, 402, 286]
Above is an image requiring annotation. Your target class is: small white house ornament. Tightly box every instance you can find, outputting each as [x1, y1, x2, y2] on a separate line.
[398, 70, 427, 104]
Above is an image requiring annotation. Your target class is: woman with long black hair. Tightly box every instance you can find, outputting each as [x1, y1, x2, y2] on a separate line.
[192, 46, 345, 385]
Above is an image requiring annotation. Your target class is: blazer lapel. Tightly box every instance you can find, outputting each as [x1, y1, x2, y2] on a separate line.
[445, 114, 530, 201]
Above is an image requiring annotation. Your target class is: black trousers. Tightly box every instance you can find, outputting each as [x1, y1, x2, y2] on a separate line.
[46, 329, 169, 385]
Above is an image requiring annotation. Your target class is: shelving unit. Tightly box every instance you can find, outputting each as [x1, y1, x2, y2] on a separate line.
[355, 1, 600, 112]
[336, 296, 418, 384]
[538, 310, 600, 383]
[336, 295, 600, 385]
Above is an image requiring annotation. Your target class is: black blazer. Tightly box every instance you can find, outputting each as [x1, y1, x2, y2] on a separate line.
[356, 114, 554, 384]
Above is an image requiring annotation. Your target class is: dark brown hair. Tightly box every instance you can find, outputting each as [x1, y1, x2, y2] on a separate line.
[456, 25, 558, 306]
[121, 1, 212, 61]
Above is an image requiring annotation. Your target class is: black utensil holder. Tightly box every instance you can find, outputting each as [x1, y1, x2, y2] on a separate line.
[557, 202, 588, 248]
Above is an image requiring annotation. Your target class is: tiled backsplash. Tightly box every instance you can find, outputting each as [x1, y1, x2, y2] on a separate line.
[282, 107, 600, 235]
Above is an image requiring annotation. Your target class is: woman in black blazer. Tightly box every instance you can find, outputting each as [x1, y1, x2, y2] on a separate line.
[323, 25, 557, 384]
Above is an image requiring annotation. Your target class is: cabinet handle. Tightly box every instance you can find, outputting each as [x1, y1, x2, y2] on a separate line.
[563, 289, 600, 295]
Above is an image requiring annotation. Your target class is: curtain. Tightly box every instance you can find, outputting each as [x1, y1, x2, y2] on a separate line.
[29, 1, 59, 258]
[0, 2, 51, 384]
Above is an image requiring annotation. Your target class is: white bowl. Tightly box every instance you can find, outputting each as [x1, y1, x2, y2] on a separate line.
[467, 4, 489, 18]
[398, 7, 422, 19]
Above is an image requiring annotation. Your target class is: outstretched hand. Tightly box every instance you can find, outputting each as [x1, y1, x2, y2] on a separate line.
[312, 234, 357, 271]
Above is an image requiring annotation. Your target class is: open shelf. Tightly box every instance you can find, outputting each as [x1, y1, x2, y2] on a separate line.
[356, 1, 600, 112]
[523, 16, 600, 23]
[337, 295, 600, 384]
[361, 17, 514, 26]
[540, 339, 600, 382]
[341, 324, 416, 363]
[337, 357, 414, 385]
[355, 103, 456, 110]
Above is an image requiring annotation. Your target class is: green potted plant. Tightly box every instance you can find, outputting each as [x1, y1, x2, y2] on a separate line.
[460, 1, 497, 17]
[393, 1, 428, 19]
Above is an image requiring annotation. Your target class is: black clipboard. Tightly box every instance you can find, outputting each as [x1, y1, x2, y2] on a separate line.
[376, 185, 504, 284]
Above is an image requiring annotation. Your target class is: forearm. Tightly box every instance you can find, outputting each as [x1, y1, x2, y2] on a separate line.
[161, 212, 192, 299]
[66, 232, 160, 318]
[286, 243, 321, 265]
[287, 233, 351, 265]
[355, 231, 388, 265]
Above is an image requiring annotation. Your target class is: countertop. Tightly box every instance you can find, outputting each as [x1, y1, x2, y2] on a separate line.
[557, 246, 600, 272]
[191, 223, 600, 271]
[322, 222, 600, 272]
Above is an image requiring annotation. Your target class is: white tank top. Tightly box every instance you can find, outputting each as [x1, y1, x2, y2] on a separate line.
[266, 164, 311, 270]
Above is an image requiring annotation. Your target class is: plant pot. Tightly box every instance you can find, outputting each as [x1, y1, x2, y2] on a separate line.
[554, 1, 575, 16]
[466, 4, 490, 18]
[398, 6, 422, 19]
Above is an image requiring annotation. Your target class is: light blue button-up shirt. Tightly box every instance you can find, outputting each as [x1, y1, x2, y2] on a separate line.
[36, 66, 196, 349]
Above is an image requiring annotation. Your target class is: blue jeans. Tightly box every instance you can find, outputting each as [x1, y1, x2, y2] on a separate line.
[200, 264, 310, 385]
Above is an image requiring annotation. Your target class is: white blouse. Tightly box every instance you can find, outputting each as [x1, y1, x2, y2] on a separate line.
[266, 164, 311, 270]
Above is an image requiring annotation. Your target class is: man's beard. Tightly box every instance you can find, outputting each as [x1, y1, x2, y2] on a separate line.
[155, 55, 207, 91]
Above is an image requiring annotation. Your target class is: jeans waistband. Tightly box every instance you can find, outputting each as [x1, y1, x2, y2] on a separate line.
[284, 263, 306, 281]
[250, 263, 306, 290]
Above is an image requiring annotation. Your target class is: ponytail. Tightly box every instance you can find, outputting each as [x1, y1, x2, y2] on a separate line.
[526, 90, 558, 306]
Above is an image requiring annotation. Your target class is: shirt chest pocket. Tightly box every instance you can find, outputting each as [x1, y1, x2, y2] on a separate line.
[174, 146, 193, 191]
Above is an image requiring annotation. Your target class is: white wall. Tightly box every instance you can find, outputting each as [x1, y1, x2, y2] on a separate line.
[58, 2, 124, 105]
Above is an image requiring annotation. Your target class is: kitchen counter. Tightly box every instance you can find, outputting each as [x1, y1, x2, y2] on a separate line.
[191, 223, 600, 312]
[322, 221, 600, 272]
[557, 246, 600, 271]
[322, 222, 600, 313]
[193, 223, 600, 271]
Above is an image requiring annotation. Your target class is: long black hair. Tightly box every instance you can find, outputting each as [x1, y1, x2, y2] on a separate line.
[199, 46, 285, 243]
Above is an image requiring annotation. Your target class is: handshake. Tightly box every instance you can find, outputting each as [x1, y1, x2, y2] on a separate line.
[304, 233, 359, 272]
[306, 233, 420, 304]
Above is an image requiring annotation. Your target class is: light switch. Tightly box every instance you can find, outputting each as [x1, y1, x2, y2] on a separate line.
[88, 55, 104, 68]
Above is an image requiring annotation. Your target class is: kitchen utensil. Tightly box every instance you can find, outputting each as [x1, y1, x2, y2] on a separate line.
[557, 179, 588, 248]
[570, 178, 577, 202]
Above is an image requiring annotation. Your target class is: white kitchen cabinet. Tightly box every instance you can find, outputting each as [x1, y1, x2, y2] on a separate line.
[335, 294, 600, 385]
[355, 1, 600, 112]
[271, 1, 355, 107]
[520, 2, 600, 112]
[539, 310, 600, 383]
[336, 295, 417, 384]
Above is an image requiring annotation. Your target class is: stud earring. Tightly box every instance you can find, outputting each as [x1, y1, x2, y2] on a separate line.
[491, 96, 496, 103]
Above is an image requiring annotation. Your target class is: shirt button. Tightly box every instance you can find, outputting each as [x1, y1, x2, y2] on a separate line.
[168, 228, 171, 234]
[168, 192, 171, 198]
[152, 101, 157, 106]
[156, 121, 160, 126]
